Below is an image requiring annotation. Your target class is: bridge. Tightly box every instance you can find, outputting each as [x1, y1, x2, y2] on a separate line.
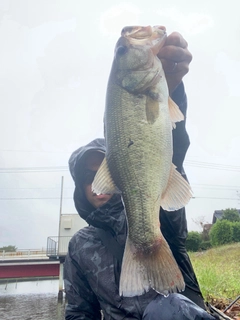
[0, 249, 58, 282]
[0, 236, 72, 298]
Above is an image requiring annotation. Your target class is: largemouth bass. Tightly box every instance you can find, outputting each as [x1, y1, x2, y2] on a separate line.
[92, 25, 192, 297]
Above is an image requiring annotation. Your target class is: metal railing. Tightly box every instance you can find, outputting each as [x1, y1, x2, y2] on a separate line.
[0, 249, 47, 260]
[47, 236, 72, 258]
[0, 236, 72, 261]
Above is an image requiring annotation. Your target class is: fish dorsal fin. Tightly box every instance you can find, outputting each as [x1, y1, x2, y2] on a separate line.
[92, 157, 120, 195]
[161, 164, 193, 211]
[168, 97, 184, 129]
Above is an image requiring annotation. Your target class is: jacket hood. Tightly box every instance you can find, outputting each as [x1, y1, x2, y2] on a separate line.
[68, 138, 123, 228]
[69, 138, 106, 182]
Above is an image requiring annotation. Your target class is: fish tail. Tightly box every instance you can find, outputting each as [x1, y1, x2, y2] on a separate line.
[119, 237, 185, 297]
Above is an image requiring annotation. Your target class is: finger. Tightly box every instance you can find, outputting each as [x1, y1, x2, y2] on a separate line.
[162, 59, 190, 75]
[158, 46, 192, 63]
[164, 32, 188, 48]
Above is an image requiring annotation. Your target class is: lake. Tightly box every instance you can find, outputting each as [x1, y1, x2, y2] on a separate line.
[0, 279, 66, 320]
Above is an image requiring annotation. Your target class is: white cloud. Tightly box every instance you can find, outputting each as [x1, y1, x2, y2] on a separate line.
[157, 7, 214, 35]
[99, 3, 141, 37]
[215, 51, 240, 97]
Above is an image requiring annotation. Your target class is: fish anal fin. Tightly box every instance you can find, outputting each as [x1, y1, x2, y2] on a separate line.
[119, 236, 185, 297]
[92, 157, 120, 195]
[146, 96, 159, 124]
[161, 164, 193, 211]
[168, 97, 184, 129]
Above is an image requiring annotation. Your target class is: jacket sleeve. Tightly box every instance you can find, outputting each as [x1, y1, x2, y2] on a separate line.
[160, 82, 203, 296]
[160, 81, 190, 254]
[171, 81, 190, 172]
[64, 243, 102, 320]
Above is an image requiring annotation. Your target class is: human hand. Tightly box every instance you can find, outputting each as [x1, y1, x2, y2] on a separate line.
[157, 32, 193, 95]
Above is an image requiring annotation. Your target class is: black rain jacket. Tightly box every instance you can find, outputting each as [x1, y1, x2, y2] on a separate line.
[64, 83, 204, 320]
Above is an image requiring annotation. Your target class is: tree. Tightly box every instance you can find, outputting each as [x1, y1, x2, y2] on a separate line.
[222, 208, 240, 222]
[192, 215, 209, 230]
[0, 245, 17, 252]
[192, 215, 212, 242]
[210, 220, 233, 246]
[186, 231, 202, 251]
[232, 221, 240, 242]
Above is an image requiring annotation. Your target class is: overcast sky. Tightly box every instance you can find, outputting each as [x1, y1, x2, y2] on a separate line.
[0, 0, 239, 249]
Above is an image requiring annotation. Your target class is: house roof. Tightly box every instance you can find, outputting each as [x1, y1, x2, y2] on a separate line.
[212, 209, 240, 224]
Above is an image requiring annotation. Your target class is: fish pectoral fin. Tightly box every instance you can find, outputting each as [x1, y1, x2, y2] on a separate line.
[168, 97, 184, 129]
[161, 164, 193, 211]
[92, 157, 120, 195]
[119, 237, 185, 297]
[146, 96, 159, 124]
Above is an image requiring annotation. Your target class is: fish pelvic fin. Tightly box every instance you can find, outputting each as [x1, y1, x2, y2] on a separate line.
[161, 164, 193, 211]
[119, 237, 185, 297]
[92, 157, 120, 195]
[168, 97, 184, 129]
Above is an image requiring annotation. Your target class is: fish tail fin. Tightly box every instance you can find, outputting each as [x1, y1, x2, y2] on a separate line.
[119, 237, 185, 297]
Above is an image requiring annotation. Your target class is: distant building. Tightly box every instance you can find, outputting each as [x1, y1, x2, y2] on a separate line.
[212, 209, 240, 224]
[47, 213, 87, 260]
[46, 213, 86, 298]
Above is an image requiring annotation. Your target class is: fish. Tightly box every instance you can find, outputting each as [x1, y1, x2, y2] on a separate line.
[92, 25, 193, 297]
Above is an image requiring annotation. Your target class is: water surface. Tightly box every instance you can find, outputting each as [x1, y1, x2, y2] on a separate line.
[0, 279, 66, 320]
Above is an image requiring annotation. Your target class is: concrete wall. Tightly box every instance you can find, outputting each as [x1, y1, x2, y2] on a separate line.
[59, 214, 87, 237]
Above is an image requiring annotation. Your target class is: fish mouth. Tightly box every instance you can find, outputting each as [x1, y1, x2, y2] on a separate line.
[121, 25, 167, 54]
[121, 25, 153, 38]
[121, 25, 166, 38]
[151, 25, 167, 54]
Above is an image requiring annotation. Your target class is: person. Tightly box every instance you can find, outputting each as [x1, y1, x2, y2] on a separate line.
[64, 32, 216, 320]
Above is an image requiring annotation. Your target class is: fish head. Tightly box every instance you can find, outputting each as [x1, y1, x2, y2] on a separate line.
[121, 25, 167, 54]
[111, 25, 167, 93]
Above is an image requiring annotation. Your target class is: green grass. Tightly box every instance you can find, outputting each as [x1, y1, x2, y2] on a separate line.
[188, 242, 240, 302]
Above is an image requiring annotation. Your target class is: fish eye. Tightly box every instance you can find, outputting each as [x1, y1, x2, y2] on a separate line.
[116, 45, 128, 56]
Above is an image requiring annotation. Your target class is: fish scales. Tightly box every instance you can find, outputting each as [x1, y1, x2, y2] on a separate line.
[92, 25, 193, 297]
[106, 86, 170, 247]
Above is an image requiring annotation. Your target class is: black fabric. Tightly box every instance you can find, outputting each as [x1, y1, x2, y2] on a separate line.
[180, 286, 206, 310]
[69, 138, 106, 221]
[96, 228, 124, 263]
[159, 83, 205, 305]
[142, 294, 215, 320]
[160, 208, 204, 300]
[171, 82, 190, 171]
[96, 227, 125, 288]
